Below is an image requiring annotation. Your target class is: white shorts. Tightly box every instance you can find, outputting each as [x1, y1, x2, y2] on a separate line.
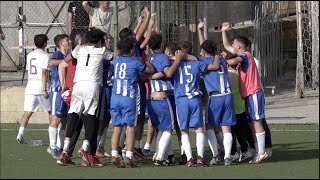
[24, 94, 51, 112]
[68, 82, 100, 116]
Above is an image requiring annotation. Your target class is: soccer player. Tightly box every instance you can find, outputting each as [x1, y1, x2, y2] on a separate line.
[221, 22, 269, 164]
[95, 34, 114, 158]
[110, 38, 154, 168]
[146, 34, 184, 166]
[171, 41, 220, 167]
[46, 34, 70, 159]
[58, 27, 107, 167]
[16, 34, 52, 144]
[197, 20, 236, 166]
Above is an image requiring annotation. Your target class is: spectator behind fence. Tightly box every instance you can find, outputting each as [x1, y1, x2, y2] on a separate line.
[115, 1, 132, 31]
[68, 1, 92, 49]
[82, 1, 113, 35]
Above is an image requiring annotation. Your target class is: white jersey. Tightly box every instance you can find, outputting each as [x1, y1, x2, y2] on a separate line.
[25, 49, 50, 95]
[72, 45, 106, 86]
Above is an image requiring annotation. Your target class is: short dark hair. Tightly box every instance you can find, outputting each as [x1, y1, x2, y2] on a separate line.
[164, 42, 178, 54]
[119, 27, 133, 40]
[148, 34, 162, 50]
[117, 38, 133, 55]
[84, 27, 105, 45]
[34, 34, 48, 48]
[200, 40, 217, 55]
[54, 34, 69, 48]
[234, 36, 250, 49]
[179, 41, 192, 54]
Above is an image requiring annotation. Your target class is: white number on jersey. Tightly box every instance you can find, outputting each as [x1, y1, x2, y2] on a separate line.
[114, 63, 127, 79]
[29, 58, 37, 75]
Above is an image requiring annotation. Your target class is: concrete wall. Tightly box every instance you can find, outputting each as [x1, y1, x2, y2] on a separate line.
[0, 87, 49, 124]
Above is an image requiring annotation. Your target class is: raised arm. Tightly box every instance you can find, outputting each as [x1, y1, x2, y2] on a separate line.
[227, 56, 243, 66]
[139, 18, 154, 49]
[134, 16, 143, 35]
[221, 22, 235, 54]
[136, 7, 150, 42]
[67, 12, 73, 36]
[197, 19, 205, 46]
[82, 1, 92, 15]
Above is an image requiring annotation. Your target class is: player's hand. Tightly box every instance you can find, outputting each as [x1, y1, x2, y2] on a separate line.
[221, 22, 231, 31]
[221, 51, 227, 59]
[144, 6, 150, 14]
[175, 50, 184, 61]
[43, 90, 49, 99]
[197, 19, 204, 30]
[148, 18, 155, 27]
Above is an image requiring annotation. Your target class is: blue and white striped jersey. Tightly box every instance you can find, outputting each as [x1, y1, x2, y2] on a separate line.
[50, 51, 66, 92]
[198, 56, 231, 95]
[112, 55, 146, 98]
[172, 59, 207, 100]
[149, 53, 174, 93]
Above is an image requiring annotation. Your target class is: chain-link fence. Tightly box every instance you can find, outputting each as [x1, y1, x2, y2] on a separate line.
[295, 1, 319, 98]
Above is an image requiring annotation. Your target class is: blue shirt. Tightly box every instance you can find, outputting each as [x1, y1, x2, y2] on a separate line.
[172, 59, 207, 101]
[50, 51, 65, 92]
[133, 37, 143, 58]
[112, 55, 146, 98]
[198, 56, 231, 95]
[149, 53, 174, 93]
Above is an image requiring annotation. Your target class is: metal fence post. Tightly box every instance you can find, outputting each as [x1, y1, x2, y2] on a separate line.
[203, 1, 208, 40]
[295, 1, 303, 98]
[311, 1, 319, 89]
[112, 1, 119, 50]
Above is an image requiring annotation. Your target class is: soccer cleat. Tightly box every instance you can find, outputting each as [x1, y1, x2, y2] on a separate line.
[230, 152, 240, 162]
[16, 134, 25, 144]
[48, 146, 61, 159]
[224, 157, 233, 166]
[78, 148, 91, 167]
[89, 155, 104, 167]
[249, 152, 268, 164]
[134, 148, 147, 160]
[111, 156, 125, 168]
[186, 159, 194, 167]
[154, 159, 169, 166]
[196, 156, 208, 166]
[142, 149, 151, 156]
[95, 148, 106, 158]
[209, 155, 221, 166]
[126, 157, 138, 168]
[239, 150, 253, 162]
[265, 148, 272, 158]
[179, 154, 187, 165]
[57, 150, 75, 166]
[167, 154, 175, 165]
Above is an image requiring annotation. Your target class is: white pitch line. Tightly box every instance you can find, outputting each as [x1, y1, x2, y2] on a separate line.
[0, 129, 318, 132]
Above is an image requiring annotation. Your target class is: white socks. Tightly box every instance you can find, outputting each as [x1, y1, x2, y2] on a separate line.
[56, 128, 65, 150]
[165, 139, 174, 156]
[48, 126, 57, 149]
[63, 139, 70, 151]
[206, 129, 219, 157]
[155, 131, 163, 154]
[181, 134, 192, 161]
[156, 131, 171, 160]
[196, 133, 205, 158]
[223, 132, 233, 159]
[256, 131, 266, 155]
[111, 150, 119, 157]
[18, 127, 25, 136]
[82, 140, 90, 152]
[126, 151, 134, 159]
[144, 142, 151, 150]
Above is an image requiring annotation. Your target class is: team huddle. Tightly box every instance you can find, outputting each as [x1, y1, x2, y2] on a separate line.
[15, 7, 272, 168]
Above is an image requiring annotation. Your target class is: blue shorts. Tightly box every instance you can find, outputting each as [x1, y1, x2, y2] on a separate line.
[168, 94, 179, 129]
[49, 91, 68, 118]
[137, 83, 147, 115]
[206, 93, 236, 126]
[96, 86, 112, 121]
[245, 90, 265, 121]
[111, 94, 137, 127]
[176, 97, 204, 131]
[147, 98, 174, 131]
